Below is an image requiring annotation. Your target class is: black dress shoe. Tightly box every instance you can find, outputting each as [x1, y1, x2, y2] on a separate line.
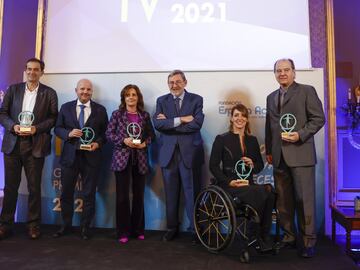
[279, 240, 296, 249]
[191, 233, 200, 245]
[301, 247, 315, 258]
[0, 225, 12, 240]
[28, 225, 41, 240]
[257, 236, 273, 252]
[162, 229, 178, 242]
[53, 226, 72, 238]
[80, 227, 91, 240]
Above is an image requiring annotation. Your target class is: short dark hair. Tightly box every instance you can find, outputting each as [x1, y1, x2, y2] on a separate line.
[167, 69, 187, 82]
[26, 58, 45, 71]
[119, 84, 144, 112]
[273, 58, 295, 73]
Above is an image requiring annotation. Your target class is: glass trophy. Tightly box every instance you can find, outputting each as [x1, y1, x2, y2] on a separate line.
[280, 113, 297, 140]
[126, 122, 142, 144]
[234, 159, 252, 185]
[18, 111, 35, 132]
[80, 127, 95, 150]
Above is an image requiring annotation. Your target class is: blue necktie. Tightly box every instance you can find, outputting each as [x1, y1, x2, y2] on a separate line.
[79, 104, 85, 128]
[175, 97, 181, 116]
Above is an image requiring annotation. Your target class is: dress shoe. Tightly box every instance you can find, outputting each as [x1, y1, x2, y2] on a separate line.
[162, 229, 178, 242]
[257, 236, 273, 252]
[53, 226, 72, 238]
[191, 233, 200, 245]
[119, 236, 129, 244]
[80, 227, 91, 240]
[0, 225, 12, 240]
[137, 235, 145, 240]
[301, 247, 315, 258]
[28, 226, 41, 240]
[279, 240, 296, 249]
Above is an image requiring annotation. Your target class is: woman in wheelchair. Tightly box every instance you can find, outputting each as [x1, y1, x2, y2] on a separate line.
[209, 104, 275, 252]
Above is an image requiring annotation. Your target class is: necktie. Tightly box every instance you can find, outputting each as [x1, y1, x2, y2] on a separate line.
[279, 91, 286, 113]
[79, 104, 85, 128]
[175, 97, 181, 116]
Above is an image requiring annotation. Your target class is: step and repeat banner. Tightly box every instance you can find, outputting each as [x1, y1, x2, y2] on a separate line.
[14, 70, 325, 231]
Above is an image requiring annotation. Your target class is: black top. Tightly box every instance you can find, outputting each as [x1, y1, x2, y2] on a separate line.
[209, 132, 264, 187]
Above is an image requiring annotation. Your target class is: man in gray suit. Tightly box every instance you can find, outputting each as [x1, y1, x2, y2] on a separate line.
[0, 58, 58, 240]
[265, 59, 325, 258]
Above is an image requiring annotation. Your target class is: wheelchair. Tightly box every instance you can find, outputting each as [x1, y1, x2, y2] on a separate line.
[193, 182, 280, 263]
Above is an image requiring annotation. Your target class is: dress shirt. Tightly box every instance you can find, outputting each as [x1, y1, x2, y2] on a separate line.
[22, 84, 39, 112]
[76, 100, 91, 125]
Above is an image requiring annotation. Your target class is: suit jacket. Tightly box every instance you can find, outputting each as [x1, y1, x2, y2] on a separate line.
[153, 90, 204, 168]
[105, 109, 155, 174]
[55, 99, 108, 167]
[265, 82, 325, 167]
[0, 82, 58, 157]
[209, 132, 264, 188]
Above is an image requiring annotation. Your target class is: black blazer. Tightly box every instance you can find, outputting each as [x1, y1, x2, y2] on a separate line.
[209, 132, 264, 188]
[0, 82, 58, 157]
[55, 99, 108, 167]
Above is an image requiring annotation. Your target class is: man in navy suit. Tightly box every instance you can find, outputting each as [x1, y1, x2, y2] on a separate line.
[0, 58, 58, 240]
[153, 70, 204, 241]
[53, 79, 108, 240]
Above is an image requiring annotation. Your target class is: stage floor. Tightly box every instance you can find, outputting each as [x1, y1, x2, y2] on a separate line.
[0, 224, 358, 270]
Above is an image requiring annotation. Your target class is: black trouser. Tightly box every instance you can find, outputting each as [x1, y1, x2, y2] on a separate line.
[60, 151, 99, 228]
[115, 164, 146, 238]
[0, 138, 44, 227]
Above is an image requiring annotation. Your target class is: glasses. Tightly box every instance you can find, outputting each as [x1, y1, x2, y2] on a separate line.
[275, 68, 292, 74]
[168, 80, 185, 86]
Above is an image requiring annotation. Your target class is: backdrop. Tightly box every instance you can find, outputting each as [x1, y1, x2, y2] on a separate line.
[13, 69, 325, 231]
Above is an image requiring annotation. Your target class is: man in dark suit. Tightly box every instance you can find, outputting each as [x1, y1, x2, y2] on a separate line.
[153, 70, 204, 241]
[53, 79, 108, 240]
[0, 58, 58, 239]
[265, 59, 325, 258]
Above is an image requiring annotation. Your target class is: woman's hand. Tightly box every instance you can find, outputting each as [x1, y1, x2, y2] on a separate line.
[229, 179, 249, 188]
[241, 156, 254, 168]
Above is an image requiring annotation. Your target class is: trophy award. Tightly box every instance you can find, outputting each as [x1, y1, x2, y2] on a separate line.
[234, 159, 253, 185]
[80, 127, 95, 150]
[18, 111, 35, 132]
[280, 113, 297, 140]
[126, 122, 142, 144]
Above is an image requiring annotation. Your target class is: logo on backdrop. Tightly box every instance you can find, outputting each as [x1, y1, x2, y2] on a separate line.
[218, 100, 266, 118]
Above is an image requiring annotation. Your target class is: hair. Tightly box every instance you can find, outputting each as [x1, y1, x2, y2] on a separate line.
[273, 58, 295, 73]
[119, 84, 144, 112]
[26, 58, 45, 71]
[229, 104, 251, 135]
[167, 69, 187, 82]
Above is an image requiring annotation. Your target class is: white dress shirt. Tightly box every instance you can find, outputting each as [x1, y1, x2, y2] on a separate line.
[76, 100, 91, 125]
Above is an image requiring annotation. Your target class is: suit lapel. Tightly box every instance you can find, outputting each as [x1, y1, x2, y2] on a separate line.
[282, 82, 297, 108]
[85, 100, 95, 127]
[16, 83, 26, 115]
[70, 100, 79, 128]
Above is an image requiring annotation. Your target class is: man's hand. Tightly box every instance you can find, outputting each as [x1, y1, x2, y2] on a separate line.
[14, 125, 36, 136]
[180, 115, 194, 123]
[156, 113, 167, 120]
[281, 132, 300, 143]
[266, 154, 273, 165]
[69, 129, 83, 138]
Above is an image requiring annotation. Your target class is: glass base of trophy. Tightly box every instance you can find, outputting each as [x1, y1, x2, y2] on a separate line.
[19, 126, 31, 132]
[238, 179, 249, 185]
[281, 132, 291, 140]
[132, 139, 141, 144]
[80, 144, 92, 151]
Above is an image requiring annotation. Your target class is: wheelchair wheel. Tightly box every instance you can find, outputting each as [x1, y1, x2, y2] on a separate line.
[194, 186, 236, 252]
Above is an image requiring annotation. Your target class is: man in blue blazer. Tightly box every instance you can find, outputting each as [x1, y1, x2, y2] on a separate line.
[0, 58, 58, 240]
[53, 79, 108, 240]
[153, 70, 204, 241]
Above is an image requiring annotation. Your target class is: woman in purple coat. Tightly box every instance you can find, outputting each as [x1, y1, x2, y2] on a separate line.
[106, 84, 155, 244]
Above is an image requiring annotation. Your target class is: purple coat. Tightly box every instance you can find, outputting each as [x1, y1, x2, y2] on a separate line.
[106, 109, 155, 174]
